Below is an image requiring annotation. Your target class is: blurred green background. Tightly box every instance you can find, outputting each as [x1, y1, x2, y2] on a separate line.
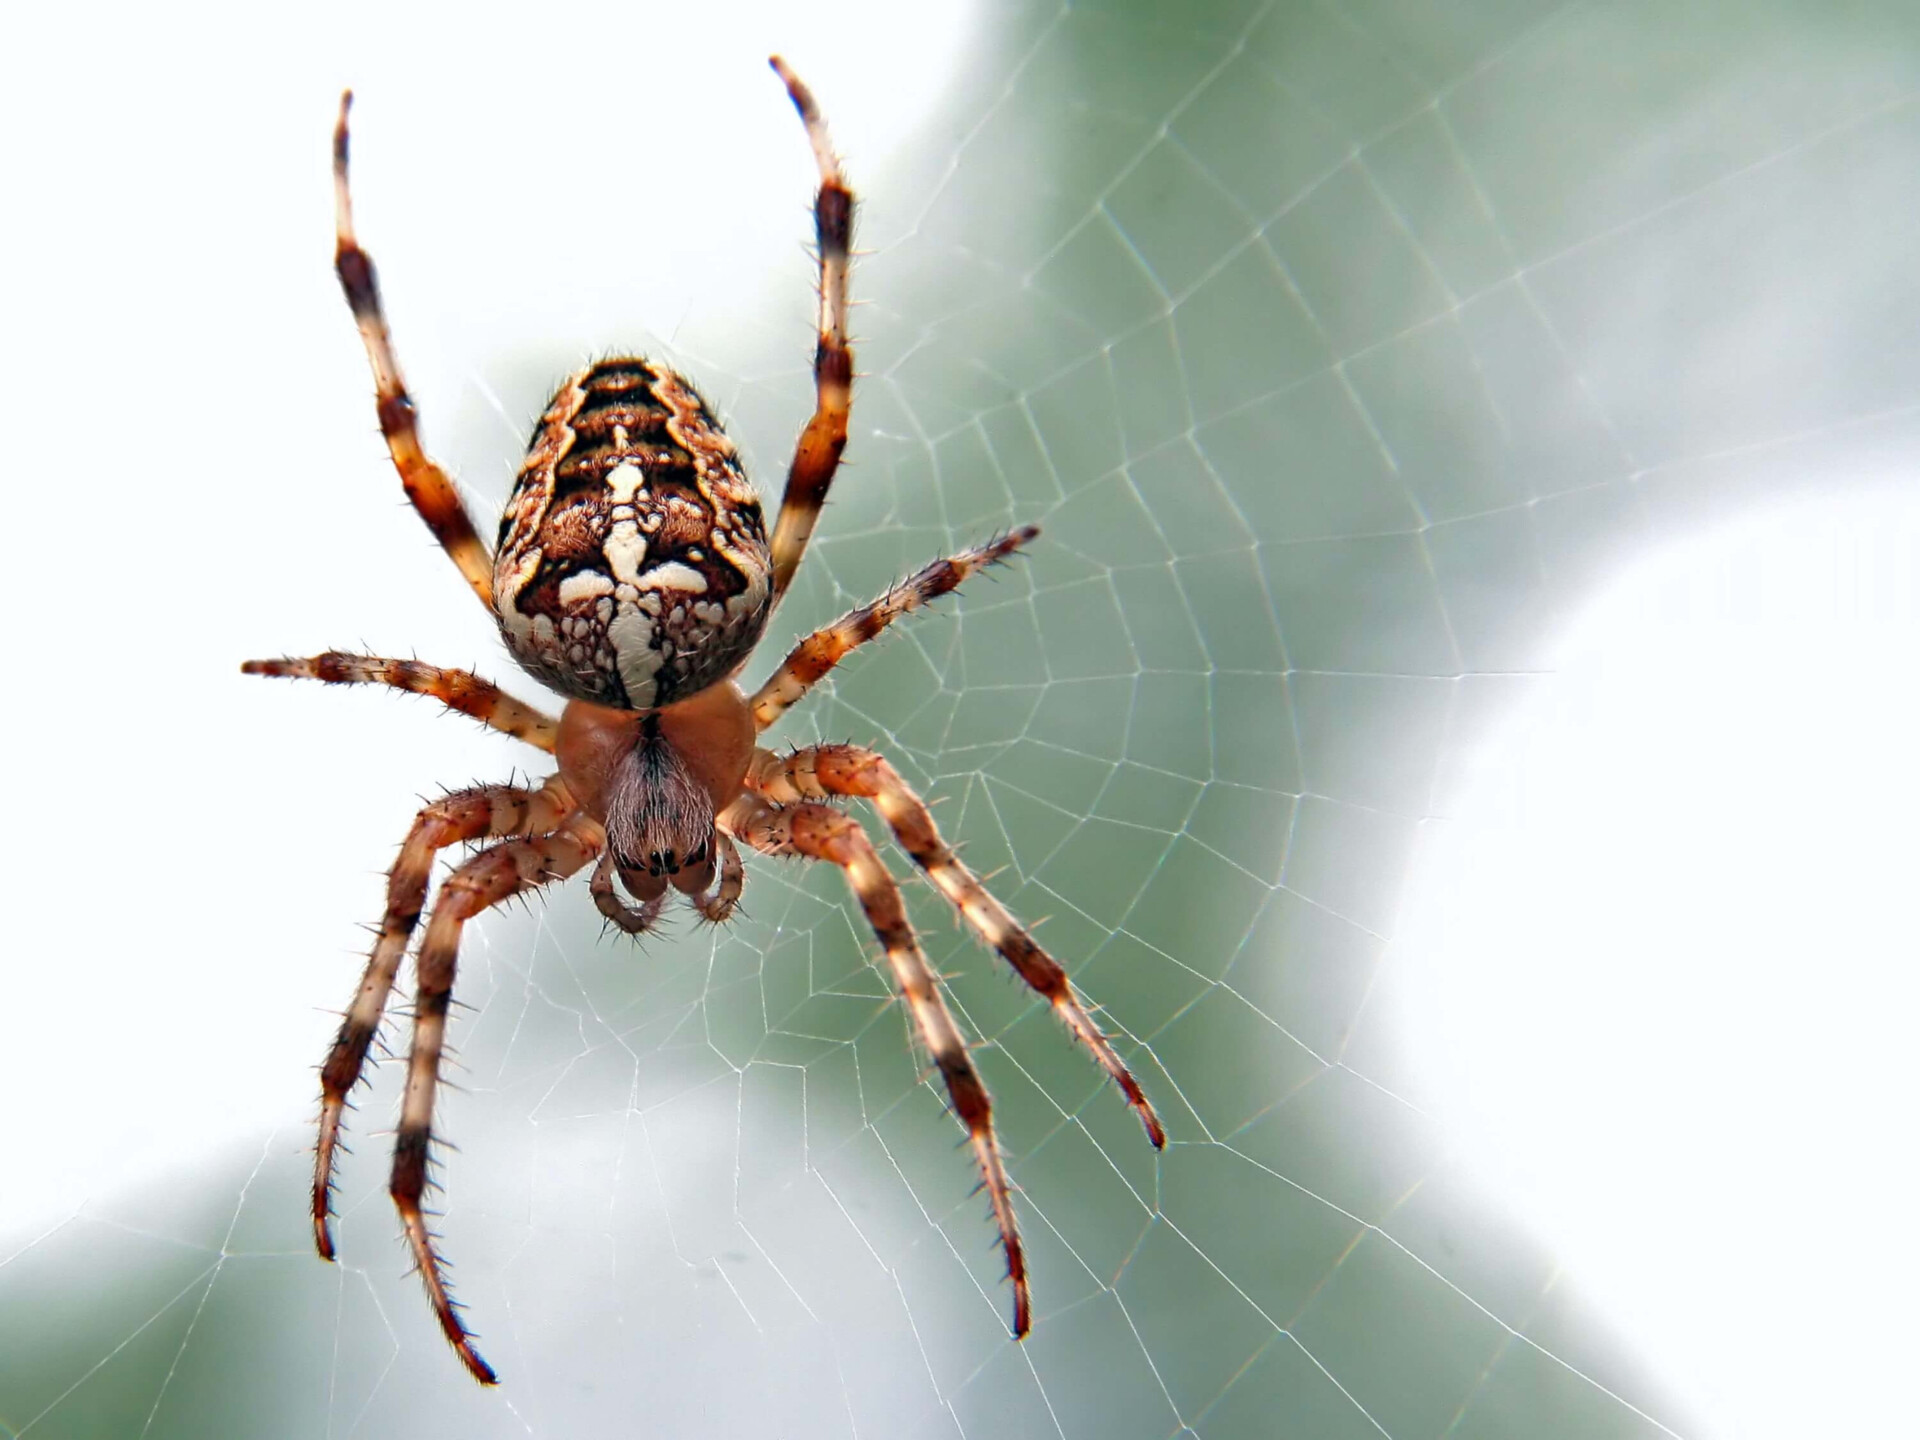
[3, 1, 1916, 1436]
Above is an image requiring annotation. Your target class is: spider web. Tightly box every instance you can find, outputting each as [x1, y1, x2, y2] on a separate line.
[4, 1, 1918, 1437]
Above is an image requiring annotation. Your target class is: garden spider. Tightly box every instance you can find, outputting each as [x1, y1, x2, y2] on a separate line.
[244, 60, 1165, 1385]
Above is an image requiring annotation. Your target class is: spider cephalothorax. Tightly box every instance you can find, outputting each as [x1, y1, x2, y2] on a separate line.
[244, 60, 1164, 1387]
[554, 683, 755, 919]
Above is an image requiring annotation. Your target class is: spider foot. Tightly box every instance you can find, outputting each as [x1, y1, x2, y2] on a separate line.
[965, 1124, 1030, 1339]
[394, 1127, 499, 1386]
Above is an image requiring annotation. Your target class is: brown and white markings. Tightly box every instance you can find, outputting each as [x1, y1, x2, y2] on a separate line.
[244, 61, 1164, 1387]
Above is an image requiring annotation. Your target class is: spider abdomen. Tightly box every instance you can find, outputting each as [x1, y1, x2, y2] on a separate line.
[493, 358, 773, 711]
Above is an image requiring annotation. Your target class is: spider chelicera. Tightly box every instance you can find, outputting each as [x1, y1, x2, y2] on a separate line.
[244, 59, 1165, 1385]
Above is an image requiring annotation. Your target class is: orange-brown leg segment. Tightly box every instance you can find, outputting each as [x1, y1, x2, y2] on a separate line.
[312, 777, 575, 1264]
[394, 820, 601, 1385]
[333, 92, 496, 612]
[689, 831, 746, 922]
[750, 745, 1166, 1148]
[242, 652, 559, 752]
[589, 849, 670, 935]
[767, 57, 854, 606]
[749, 528, 1040, 732]
[727, 794, 1030, 1336]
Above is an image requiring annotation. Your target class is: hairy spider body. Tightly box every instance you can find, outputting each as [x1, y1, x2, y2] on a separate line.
[244, 60, 1164, 1387]
[557, 684, 755, 906]
[496, 359, 773, 712]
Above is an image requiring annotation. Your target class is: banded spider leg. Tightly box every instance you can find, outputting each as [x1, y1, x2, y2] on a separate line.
[390, 818, 604, 1383]
[765, 56, 855, 606]
[724, 792, 1034, 1332]
[331, 95, 495, 611]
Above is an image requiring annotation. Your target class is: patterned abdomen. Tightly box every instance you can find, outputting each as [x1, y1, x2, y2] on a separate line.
[493, 359, 773, 711]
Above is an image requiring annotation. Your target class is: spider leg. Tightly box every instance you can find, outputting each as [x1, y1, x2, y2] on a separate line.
[766, 57, 854, 606]
[332, 92, 496, 612]
[749, 528, 1040, 732]
[727, 793, 1031, 1337]
[242, 652, 559, 752]
[751, 746, 1166, 1148]
[394, 818, 602, 1385]
[313, 776, 574, 1262]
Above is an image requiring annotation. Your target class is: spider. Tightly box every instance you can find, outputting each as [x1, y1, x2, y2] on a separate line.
[244, 59, 1165, 1386]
